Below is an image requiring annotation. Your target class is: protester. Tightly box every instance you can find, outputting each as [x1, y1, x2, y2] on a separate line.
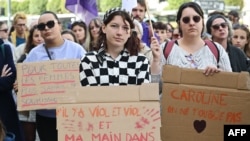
[0, 39, 24, 141]
[231, 24, 250, 52]
[87, 18, 103, 51]
[206, 14, 248, 72]
[172, 27, 181, 40]
[79, 7, 150, 86]
[153, 22, 169, 44]
[166, 23, 174, 39]
[61, 29, 77, 42]
[134, 19, 153, 62]
[0, 22, 15, 55]
[71, 21, 87, 49]
[23, 11, 86, 141]
[14, 25, 44, 141]
[150, 2, 232, 81]
[10, 12, 29, 47]
[228, 10, 240, 28]
[132, 0, 153, 47]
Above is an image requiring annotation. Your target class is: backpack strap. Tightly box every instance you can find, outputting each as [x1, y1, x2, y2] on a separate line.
[204, 40, 220, 63]
[163, 40, 176, 60]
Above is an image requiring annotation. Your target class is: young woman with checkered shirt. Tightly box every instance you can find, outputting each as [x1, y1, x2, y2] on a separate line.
[79, 7, 153, 86]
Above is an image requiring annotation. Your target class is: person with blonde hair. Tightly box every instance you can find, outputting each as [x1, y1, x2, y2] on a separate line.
[10, 12, 29, 47]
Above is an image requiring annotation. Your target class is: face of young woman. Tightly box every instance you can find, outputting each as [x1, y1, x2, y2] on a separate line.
[32, 29, 44, 46]
[102, 15, 131, 49]
[179, 7, 203, 38]
[89, 21, 101, 40]
[232, 28, 248, 49]
[72, 25, 85, 42]
[38, 13, 61, 42]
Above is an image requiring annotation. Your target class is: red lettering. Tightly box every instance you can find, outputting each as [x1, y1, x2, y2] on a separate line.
[126, 132, 155, 141]
[226, 112, 242, 123]
[170, 89, 227, 106]
[92, 133, 121, 141]
[65, 134, 83, 141]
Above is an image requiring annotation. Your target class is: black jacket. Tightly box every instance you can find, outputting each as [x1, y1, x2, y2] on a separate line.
[227, 42, 249, 72]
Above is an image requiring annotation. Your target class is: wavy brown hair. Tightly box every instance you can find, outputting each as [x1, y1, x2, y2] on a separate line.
[24, 25, 39, 54]
[97, 9, 140, 55]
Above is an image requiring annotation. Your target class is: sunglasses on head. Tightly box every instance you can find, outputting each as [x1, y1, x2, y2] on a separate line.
[0, 29, 8, 33]
[37, 20, 55, 31]
[182, 16, 201, 24]
[211, 22, 228, 30]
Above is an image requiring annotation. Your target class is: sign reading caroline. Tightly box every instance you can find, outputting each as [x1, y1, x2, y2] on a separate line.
[56, 84, 161, 141]
[161, 65, 250, 141]
[16, 59, 81, 111]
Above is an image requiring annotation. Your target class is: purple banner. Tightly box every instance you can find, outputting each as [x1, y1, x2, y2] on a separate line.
[65, 0, 98, 25]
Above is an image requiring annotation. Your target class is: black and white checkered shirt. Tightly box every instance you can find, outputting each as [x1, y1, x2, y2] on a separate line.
[79, 47, 151, 86]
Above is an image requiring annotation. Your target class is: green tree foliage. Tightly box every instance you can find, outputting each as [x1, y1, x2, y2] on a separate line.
[17, 0, 30, 13]
[99, 0, 121, 12]
[167, 0, 191, 10]
[224, 0, 244, 10]
[29, 0, 48, 14]
[46, 0, 62, 13]
[60, 0, 69, 13]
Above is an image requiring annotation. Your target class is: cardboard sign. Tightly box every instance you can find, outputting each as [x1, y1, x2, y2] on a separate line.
[17, 59, 81, 111]
[56, 83, 161, 141]
[161, 65, 250, 141]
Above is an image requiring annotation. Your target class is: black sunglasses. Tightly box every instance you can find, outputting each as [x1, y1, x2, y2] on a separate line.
[0, 29, 8, 33]
[182, 16, 201, 24]
[211, 22, 228, 30]
[37, 20, 55, 31]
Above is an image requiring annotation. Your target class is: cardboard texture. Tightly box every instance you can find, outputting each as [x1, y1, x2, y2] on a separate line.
[16, 59, 81, 111]
[162, 65, 250, 90]
[56, 83, 161, 141]
[161, 65, 250, 141]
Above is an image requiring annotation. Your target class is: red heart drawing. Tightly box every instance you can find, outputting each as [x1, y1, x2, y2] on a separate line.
[193, 120, 206, 133]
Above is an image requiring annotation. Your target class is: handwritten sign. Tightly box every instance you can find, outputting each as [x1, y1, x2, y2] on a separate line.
[161, 84, 250, 141]
[57, 102, 161, 141]
[17, 59, 81, 111]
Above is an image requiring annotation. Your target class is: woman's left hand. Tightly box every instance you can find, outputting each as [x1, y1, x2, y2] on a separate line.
[1, 64, 12, 77]
[203, 65, 221, 76]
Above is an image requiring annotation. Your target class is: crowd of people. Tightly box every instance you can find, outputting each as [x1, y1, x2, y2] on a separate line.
[0, 0, 249, 141]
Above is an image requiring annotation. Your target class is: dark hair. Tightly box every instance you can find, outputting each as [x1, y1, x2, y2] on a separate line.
[228, 10, 239, 18]
[40, 11, 60, 23]
[71, 21, 87, 44]
[208, 11, 226, 17]
[98, 8, 140, 55]
[153, 22, 167, 30]
[206, 14, 228, 35]
[24, 25, 39, 54]
[137, 0, 147, 11]
[61, 29, 77, 42]
[233, 24, 250, 54]
[176, 2, 204, 36]
[166, 23, 174, 31]
[88, 18, 103, 51]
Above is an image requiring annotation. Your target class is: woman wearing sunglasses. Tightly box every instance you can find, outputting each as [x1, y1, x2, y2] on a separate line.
[23, 11, 86, 141]
[206, 14, 249, 72]
[150, 2, 232, 80]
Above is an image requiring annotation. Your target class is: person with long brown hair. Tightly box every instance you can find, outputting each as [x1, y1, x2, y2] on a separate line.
[14, 25, 44, 141]
[79, 7, 150, 86]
